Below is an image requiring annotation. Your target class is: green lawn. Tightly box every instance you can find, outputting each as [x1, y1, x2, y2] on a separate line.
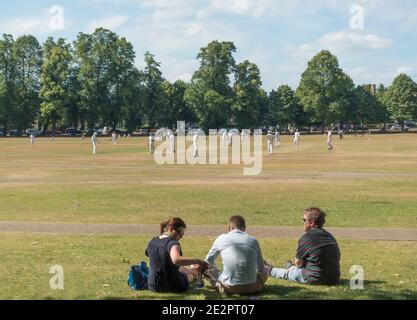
[0, 233, 415, 300]
[0, 135, 417, 227]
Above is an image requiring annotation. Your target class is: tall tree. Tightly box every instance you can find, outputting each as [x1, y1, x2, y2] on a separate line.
[383, 74, 417, 131]
[75, 28, 136, 129]
[121, 68, 144, 133]
[269, 85, 305, 129]
[351, 85, 381, 125]
[232, 60, 267, 128]
[141, 52, 166, 128]
[184, 41, 236, 129]
[13, 35, 42, 131]
[0, 34, 17, 132]
[161, 80, 196, 129]
[296, 50, 354, 131]
[39, 37, 72, 130]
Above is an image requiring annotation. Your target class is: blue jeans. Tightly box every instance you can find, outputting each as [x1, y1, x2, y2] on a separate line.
[271, 266, 308, 284]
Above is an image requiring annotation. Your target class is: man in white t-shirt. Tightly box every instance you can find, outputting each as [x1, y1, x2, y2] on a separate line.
[294, 129, 301, 148]
[112, 132, 117, 145]
[327, 130, 334, 151]
[205, 216, 269, 295]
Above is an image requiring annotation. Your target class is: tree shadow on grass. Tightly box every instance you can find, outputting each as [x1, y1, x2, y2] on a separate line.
[97, 279, 417, 301]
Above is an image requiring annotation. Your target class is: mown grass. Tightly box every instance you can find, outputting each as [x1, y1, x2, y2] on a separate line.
[0, 233, 415, 300]
[0, 135, 417, 227]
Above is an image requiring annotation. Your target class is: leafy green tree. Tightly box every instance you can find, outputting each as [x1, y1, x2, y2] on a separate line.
[269, 85, 305, 129]
[141, 52, 166, 128]
[13, 35, 42, 132]
[121, 68, 144, 133]
[296, 50, 354, 131]
[232, 60, 266, 128]
[351, 85, 381, 125]
[375, 84, 391, 130]
[75, 28, 136, 129]
[0, 34, 17, 132]
[383, 74, 417, 131]
[161, 80, 196, 129]
[185, 41, 236, 129]
[39, 37, 72, 130]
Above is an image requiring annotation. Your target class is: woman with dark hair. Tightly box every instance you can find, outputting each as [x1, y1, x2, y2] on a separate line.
[145, 218, 208, 293]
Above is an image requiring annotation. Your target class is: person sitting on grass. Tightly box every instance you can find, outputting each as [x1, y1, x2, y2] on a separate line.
[145, 217, 208, 293]
[265, 207, 341, 285]
[204, 215, 269, 295]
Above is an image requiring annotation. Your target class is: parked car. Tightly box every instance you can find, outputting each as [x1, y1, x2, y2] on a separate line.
[350, 125, 369, 132]
[25, 129, 42, 137]
[64, 128, 83, 137]
[44, 130, 63, 137]
[389, 124, 408, 133]
[83, 128, 97, 137]
[8, 129, 22, 137]
[0, 130, 4, 137]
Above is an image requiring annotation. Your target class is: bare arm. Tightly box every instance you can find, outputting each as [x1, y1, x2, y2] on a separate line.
[170, 245, 206, 268]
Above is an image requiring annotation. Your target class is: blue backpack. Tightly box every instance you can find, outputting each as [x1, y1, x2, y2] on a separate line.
[128, 261, 150, 290]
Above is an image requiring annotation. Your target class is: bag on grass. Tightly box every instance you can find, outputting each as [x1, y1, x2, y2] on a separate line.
[128, 261, 149, 290]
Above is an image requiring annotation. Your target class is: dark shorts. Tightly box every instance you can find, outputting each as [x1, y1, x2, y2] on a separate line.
[148, 272, 189, 293]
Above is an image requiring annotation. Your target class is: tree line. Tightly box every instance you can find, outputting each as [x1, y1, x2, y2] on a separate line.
[1, 28, 417, 134]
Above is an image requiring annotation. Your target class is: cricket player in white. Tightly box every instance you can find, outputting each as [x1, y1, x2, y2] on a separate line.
[91, 132, 98, 154]
[222, 131, 227, 146]
[228, 131, 233, 147]
[327, 130, 334, 150]
[30, 133, 35, 147]
[112, 132, 117, 145]
[275, 131, 280, 147]
[294, 129, 301, 148]
[267, 131, 274, 156]
[169, 132, 175, 154]
[148, 134, 155, 154]
[193, 133, 199, 158]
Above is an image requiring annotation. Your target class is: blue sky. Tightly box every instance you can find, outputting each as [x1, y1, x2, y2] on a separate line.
[2, 0, 417, 91]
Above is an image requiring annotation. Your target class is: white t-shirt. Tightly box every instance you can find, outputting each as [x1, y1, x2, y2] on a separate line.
[327, 131, 333, 139]
[295, 132, 300, 140]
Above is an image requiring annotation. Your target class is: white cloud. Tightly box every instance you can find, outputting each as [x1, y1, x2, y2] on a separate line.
[0, 18, 45, 37]
[319, 31, 394, 51]
[86, 15, 129, 33]
[211, 0, 272, 18]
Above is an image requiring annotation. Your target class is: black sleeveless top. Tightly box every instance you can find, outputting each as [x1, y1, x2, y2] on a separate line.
[145, 236, 187, 293]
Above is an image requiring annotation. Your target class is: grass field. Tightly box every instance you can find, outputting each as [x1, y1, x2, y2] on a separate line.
[0, 134, 416, 227]
[0, 233, 416, 300]
[0, 134, 416, 300]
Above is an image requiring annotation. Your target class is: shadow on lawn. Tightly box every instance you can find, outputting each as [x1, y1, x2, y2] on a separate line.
[99, 279, 417, 301]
